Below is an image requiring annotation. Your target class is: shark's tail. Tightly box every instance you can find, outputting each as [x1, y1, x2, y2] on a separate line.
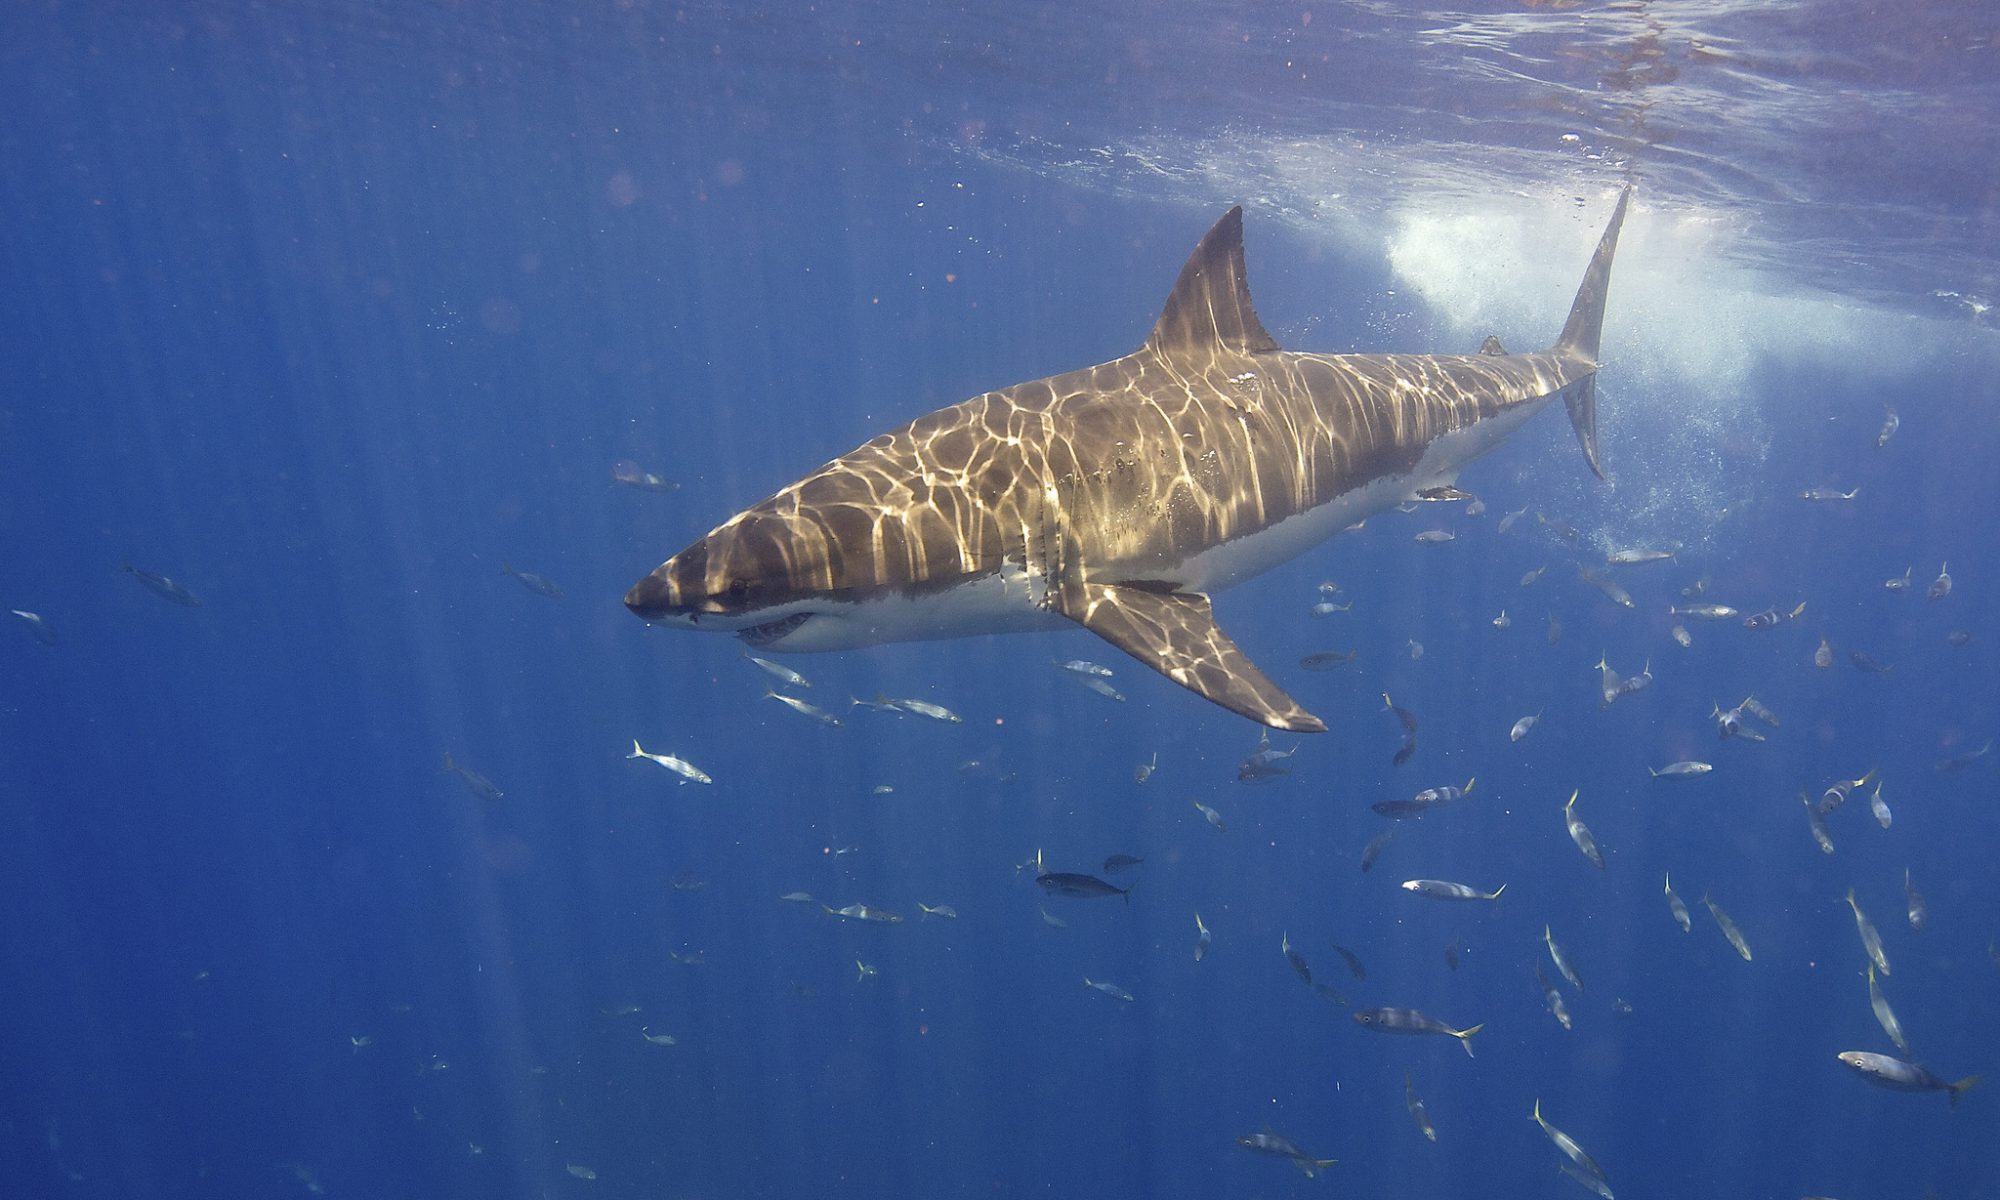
[1551, 186, 1634, 480]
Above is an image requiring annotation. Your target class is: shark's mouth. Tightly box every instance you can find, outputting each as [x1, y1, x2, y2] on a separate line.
[738, 612, 812, 646]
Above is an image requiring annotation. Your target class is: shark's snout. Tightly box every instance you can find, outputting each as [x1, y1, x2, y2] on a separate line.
[624, 570, 675, 618]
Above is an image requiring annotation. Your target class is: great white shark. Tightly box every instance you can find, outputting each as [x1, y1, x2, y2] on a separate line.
[627, 189, 1633, 731]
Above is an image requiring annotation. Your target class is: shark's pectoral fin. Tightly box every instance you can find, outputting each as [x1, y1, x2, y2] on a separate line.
[1054, 582, 1326, 732]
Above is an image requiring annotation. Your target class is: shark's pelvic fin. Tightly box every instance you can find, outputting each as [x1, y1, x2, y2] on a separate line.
[1053, 580, 1326, 732]
[1144, 206, 1282, 358]
[1551, 186, 1634, 481]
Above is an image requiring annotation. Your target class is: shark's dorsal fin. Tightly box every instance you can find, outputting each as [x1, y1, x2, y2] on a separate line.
[1052, 579, 1325, 732]
[1480, 335, 1508, 356]
[1144, 207, 1281, 358]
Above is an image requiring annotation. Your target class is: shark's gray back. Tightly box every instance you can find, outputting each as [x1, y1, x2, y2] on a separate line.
[732, 338, 1584, 599]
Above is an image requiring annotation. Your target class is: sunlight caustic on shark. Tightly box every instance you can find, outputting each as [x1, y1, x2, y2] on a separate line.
[625, 189, 1632, 730]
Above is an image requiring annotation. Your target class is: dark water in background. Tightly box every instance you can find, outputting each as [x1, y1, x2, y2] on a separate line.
[3, 3, 1998, 1197]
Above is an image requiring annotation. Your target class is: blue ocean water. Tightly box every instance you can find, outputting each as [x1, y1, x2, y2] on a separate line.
[3, 2, 1997, 1197]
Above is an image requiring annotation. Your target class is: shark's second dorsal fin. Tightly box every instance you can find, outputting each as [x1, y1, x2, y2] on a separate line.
[1144, 207, 1281, 359]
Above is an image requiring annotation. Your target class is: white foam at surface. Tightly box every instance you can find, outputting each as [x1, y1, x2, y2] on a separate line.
[969, 131, 1998, 553]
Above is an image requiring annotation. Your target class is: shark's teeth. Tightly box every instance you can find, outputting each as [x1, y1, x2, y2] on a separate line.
[738, 612, 812, 646]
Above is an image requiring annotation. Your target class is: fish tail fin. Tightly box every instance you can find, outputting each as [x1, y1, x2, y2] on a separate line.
[628, 740, 644, 759]
[1789, 601, 1808, 619]
[1551, 186, 1633, 480]
[1464, 776, 1476, 795]
[1489, 884, 1508, 901]
[1315, 1158, 1338, 1171]
[1648, 767, 1661, 778]
[1950, 1075, 1981, 1105]
[1455, 1023, 1484, 1057]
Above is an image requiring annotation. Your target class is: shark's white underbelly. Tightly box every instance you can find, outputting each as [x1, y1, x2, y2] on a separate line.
[757, 559, 1068, 651]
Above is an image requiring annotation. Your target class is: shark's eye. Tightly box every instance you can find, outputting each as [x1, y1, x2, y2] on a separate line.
[726, 579, 750, 601]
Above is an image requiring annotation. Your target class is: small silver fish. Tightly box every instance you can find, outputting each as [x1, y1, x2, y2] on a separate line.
[1869, 781, 1892, 829]
[1083, 976, 1134, 1002]
[628, 739, 713, 785]
[1352, 1007, 1483, 1056]
[1665, 872, 1691, 933]
[888, 697, 963, 723]
[743, 652, 810, 688]
[1416, 485, 1475, 502]
[500, 561, 563, 598]
[1801, 794, 1835, 855]
[1073, 675, 1126, 702]
[767, 691, 843, 727]
[1577, 566, 1635, 608]
[1877, 406, 1900, 448]
[1405, 1071, 1437, 1141]
[1670, 603, 1738, 621]
[612, 459, 679, 491]
[1928, 562, 1952, 600]
[1299, 649, 1357, 670]
[1836, 1051, 1978, 1104]
[1704, 894, 1753, 961]
[1509, 711, 1543, 743]
[1866, 965, 1909, 1055]
[1545, 924, 1585, 991]
[442, 752, 505, 802]
[1532, 1100, 1612, 1194]
[1846, 888, 1891, 975]
[1563, 791, 1605, 870]
[122, 564, 203, 606]
[1401, 879, 1506, 902]
[1536, 965, 1573, 1031]
[1606, 548, 1675, 565]
[1052, 658, 1113, 678]
[1905, 869, 1927, 931]
[9, 609, 55, 645]
[1649, 761, 1712, 780]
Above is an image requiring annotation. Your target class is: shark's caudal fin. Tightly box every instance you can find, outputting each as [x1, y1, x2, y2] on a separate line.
[1551, 186, 1634, 480]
